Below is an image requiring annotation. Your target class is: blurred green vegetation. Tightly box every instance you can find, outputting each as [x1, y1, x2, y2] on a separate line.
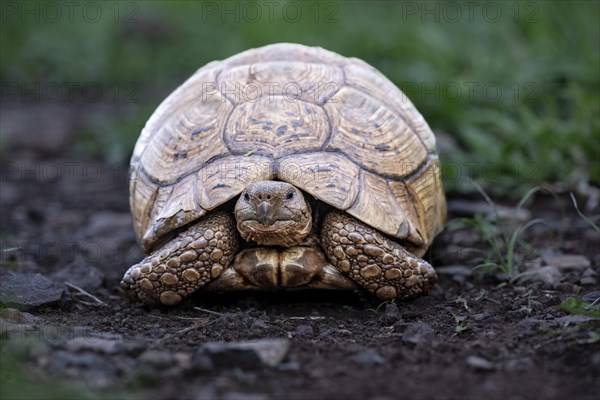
[0, 350, 95, 400]
[0, 330, 138, 400]
[1, 0, 598, 196]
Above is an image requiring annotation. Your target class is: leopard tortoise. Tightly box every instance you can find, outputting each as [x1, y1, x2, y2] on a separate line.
[121, 43, 446, 306]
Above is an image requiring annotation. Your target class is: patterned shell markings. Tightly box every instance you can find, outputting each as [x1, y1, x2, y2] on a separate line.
[131, 43, 446, 257]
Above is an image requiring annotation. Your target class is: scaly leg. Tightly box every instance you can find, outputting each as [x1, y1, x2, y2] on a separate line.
[321, 211, 438, 300]
[121, 211, 239, 305]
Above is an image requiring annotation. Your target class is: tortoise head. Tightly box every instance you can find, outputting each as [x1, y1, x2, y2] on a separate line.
[234, 181, 312, 247]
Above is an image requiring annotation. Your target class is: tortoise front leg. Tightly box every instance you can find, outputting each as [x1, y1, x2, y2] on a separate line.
[121, 211, 239, 305]
[321, 211, 438, 301]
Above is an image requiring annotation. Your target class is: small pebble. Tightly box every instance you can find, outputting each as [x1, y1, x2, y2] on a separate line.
[66, 337, 120, 355]
[350, 348, 385, 365]
[466, 355, 495, 371]
[190, 352, 214, 372]
[580, 276, 597, 286]
[542, 254, 591, 270]
[199, 339, 290, 369]
[472, 313, 491, 321]
[138, 350, 174, 367]
[399, 322, 436, 345]
[277, 361, 301, 372]
[535, 266, 562, 288]
[504, 357, 534, 372]
[0, 308, 40, 324]
[582, 291, 600, 304]
[295, 325, 314, 337]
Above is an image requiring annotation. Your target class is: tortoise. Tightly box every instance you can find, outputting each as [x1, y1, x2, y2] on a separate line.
[121, 43, 446, 306]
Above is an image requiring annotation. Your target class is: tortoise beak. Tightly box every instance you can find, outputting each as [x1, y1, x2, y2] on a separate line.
[257, 202, 275, 225]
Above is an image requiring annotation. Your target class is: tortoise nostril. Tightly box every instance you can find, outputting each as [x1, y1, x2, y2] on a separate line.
[266, 195, 271, 200]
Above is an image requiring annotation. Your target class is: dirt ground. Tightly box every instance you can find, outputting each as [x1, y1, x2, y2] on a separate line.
[1, 147, 599, 399]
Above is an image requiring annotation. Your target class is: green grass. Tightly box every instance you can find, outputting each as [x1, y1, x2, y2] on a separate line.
[452, 185, 552, 281]
[0, 334, 93, 400]
[570, 193, 600, 232]
[0, 323, 142, 400]
[450, 312, 468, 335]
[557, 297, 600, 319]
[446, 182, 598, 281]
[1, 1, 598, 196]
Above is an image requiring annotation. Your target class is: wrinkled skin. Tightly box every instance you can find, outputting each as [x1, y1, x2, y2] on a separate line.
[121, 181, 438, 305]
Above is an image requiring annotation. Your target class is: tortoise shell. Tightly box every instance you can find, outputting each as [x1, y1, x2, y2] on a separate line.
[130, 43, 446, 257]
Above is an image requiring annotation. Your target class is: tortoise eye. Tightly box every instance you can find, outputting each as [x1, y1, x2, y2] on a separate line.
[286, 191, 294, 200]
[244, 193, 250, 201]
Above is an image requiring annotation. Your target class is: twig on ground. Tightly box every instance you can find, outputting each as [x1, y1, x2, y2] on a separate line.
[172, 315, 212, 321]
[483, 296, 501, 305]
[193, 306, 223, 316]
[584, 296, 600, 311]
[161, 322, 204, 343]
[65, 282, 107, 306]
